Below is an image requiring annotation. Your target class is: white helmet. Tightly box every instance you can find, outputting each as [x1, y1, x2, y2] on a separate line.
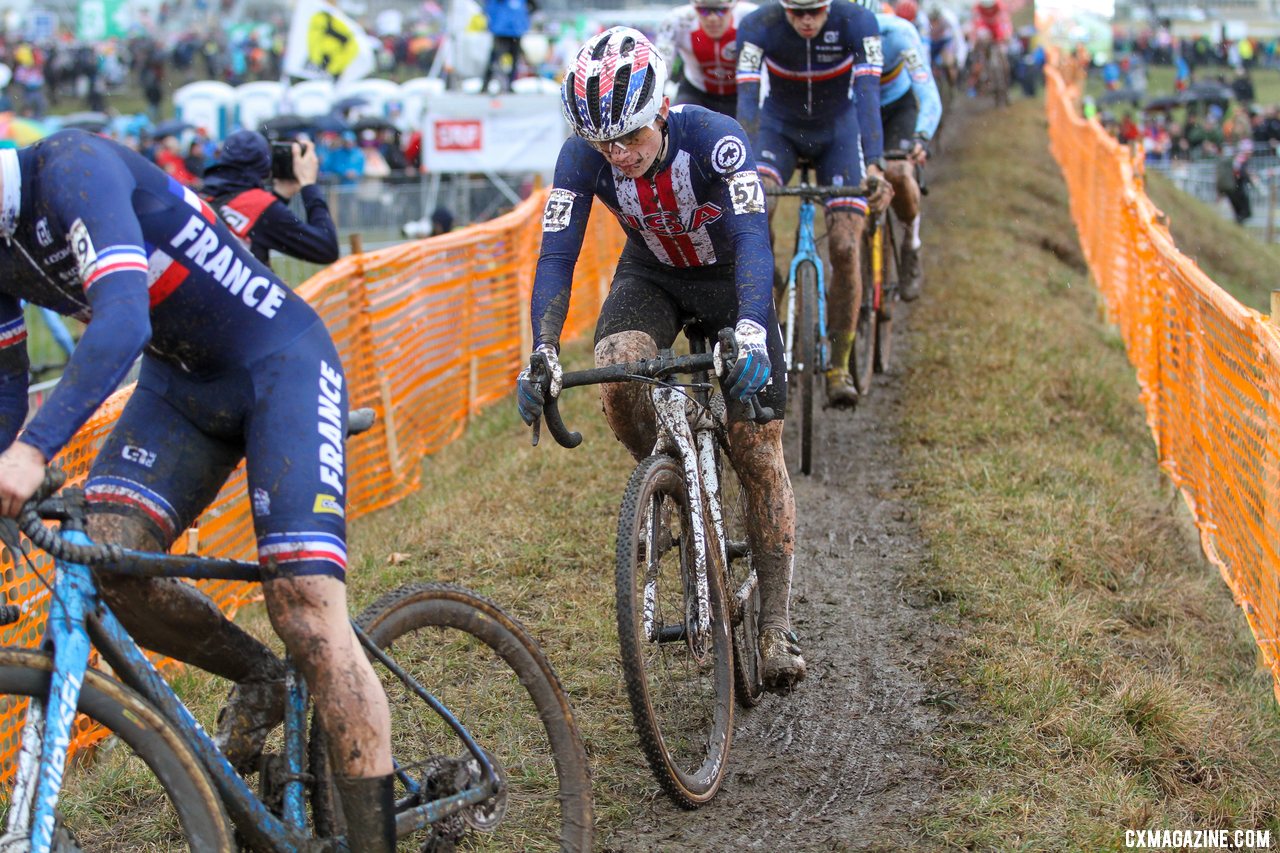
[561, 27, 668, 143]
[781, 0, 834, 10]
[694, 0, 736, 7]
[847, 0, 877, 9]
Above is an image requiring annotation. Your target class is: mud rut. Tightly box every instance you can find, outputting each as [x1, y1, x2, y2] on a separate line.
[601, 134, 966, 852]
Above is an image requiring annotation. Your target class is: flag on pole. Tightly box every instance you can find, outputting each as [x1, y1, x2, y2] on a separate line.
[283, 0, 377, 83]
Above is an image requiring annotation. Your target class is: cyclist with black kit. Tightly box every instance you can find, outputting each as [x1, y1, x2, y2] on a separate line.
[514, 27, 806, 691]
[0, 130, 395, 850]
[735, 0, 889, 408]
[655, 0, 758, 118]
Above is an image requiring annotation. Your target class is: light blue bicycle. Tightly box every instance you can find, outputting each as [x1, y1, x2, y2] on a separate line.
[0, 443, 592, 851]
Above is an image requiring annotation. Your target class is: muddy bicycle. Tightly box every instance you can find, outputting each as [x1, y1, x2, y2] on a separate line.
[529, 326, 771, 808]
[765, 170, 880, 476]
[0, 450, 593, 851]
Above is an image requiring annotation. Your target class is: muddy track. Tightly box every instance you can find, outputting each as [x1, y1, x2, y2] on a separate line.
[602, 124, 969, 851]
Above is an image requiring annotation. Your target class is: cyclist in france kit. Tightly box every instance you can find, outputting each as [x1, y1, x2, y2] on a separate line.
[515, 28, 806, 692]
[735, 0, 889, 408]
[871, 4, 942, 300]
[0, 130, 395, 850]
[655, 0, 758, 118]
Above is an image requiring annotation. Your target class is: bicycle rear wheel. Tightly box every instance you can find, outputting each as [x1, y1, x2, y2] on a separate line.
[851, 223, 879, 396]
[314, 584, 593, 852]
[0, 649, 232, 852]
[874, 214, 899, 375]
[616, 454, 734, 809]
[717, 444, 763, 708]
[794, 260, 819, 476]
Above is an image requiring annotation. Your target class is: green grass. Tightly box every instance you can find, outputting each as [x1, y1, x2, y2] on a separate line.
[1142, 171, 1280, 312]
[1085, 64, 1280, 116]
[906, 98, 1280, 849]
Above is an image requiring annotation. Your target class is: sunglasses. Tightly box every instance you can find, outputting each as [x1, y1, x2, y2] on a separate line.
[695, 6, 731, 15]
[784, 6, 829, 18]
[588, 125, 652, 155]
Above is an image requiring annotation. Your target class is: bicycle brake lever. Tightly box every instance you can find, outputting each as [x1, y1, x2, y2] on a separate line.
[746, 395, 776, 425]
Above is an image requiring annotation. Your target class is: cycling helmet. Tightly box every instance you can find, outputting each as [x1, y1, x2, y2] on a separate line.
[693, 0, 736, 7]
[894, 0, 918, 19]
[781, 0, 834, 10]
[561, 27, 668, 143]
[978, 0, 997, 7]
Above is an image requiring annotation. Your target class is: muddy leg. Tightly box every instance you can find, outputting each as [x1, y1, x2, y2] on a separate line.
[595, 330, 659, 462]
[726, 419, 795, 632]
[261, 575, 391, 777]
[89, 513, 280, 682]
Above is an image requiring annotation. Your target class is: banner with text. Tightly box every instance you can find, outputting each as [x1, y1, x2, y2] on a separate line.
[422, 94, 567, 175]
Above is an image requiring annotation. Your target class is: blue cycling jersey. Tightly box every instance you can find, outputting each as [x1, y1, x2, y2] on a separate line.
[734, 0, 884, 164]
[531, 105, 773, 350]
[0, 130, 350, 579]
[876, 13, 942, 141]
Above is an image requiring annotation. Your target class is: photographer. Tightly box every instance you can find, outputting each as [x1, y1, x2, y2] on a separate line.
[200, 130, 340, 271]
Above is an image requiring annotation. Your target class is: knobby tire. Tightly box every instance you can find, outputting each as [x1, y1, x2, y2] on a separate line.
[717, 443, 763, 708]
[312, 583, 593, 852]
[0, 648, 232, 852]
[852, 223, 879, 396]
[616, 455, 734, 809]
[795, 260, 819, 476]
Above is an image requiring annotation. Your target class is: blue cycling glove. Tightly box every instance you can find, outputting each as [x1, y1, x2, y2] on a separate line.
[515, 344, 562, 426]
[722, 319, 770, 400]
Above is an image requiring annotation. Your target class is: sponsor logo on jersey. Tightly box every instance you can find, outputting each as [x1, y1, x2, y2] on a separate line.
[316, 359, 345, 497]
[170, 215, 288, 318]
[711, 136, 748, 175]
[543, 188, 575, 233]
[121, 445, 157, 468]
[618, 203, 724, 235]
[35, 218, 52, 247]
[313, 494, 344, 517]
[824, 31, 838, 43]
[253, 488, 271, 517]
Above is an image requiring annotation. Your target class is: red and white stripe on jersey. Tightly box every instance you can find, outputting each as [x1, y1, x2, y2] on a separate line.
[614, 150, 718, 269]
[0, 316, 26, 350]
[85, 476, 179, 539]
[765, 56, 856, 83]
[689, 29, 738, 95]
[146, 248, 190, 308]
[853, 62, 882, 79]
[259, 531, 348, 577]
[167, 176, 218, 224]
[83, 246, 150, 291]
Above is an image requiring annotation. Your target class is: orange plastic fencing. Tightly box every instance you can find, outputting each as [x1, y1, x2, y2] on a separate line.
[0, 188, 625, 773]
[1044, 57, 1280, 702]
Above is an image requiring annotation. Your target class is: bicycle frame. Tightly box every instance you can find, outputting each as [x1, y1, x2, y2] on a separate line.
[1, 525, 501, 853]
[781, 182, 829, 376]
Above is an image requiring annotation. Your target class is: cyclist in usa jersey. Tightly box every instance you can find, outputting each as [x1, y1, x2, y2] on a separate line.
[655, 0, 758, 118]
[515, 27, 805, 692]
[872, 5, 942, 300]
[0, 130, 396, 849]
[735, 0, 890, 408]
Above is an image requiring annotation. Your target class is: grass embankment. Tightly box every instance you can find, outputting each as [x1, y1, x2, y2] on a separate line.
[908, 99, 1280, 848]
[1143, 171, 1280, 312]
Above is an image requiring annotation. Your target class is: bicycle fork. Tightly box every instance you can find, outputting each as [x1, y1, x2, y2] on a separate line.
[1, 531, 96, 853]
[783, 200, 829, 374]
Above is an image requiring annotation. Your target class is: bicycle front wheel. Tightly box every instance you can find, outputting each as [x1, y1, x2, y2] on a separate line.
[616, 455, 734, 809]
[851, 224, 879, 396]
[0, 649, 232, 852]
[317, 583, 593, 852]
[794, 260, 819, 476]
[717, 444, 763, 708]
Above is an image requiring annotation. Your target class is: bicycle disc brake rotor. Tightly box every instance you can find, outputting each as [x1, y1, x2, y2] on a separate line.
[460, 748, 508, 832]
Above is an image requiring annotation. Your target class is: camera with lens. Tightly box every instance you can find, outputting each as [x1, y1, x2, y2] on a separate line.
[270, 141, 309, 181]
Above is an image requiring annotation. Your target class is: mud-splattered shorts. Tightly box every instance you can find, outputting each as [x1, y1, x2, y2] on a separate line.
[84, 319, 350, 580]
[595, 253, 788, 420]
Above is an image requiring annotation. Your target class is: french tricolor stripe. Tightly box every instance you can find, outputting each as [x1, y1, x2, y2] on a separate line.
[0, 316, 26, 350]
[827, 197, 868, 215]
[85, 476, 179, 538]
[146, 249, 189, 307]
[853, 63, 882, 78]
[757, 164, 784, 185]
[737, 72, 762, 84]
[259, 532, 348, 572]
[765, 56, 855, 82]
[84, 246, 150, 291]
[168, 177, 218, 222]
